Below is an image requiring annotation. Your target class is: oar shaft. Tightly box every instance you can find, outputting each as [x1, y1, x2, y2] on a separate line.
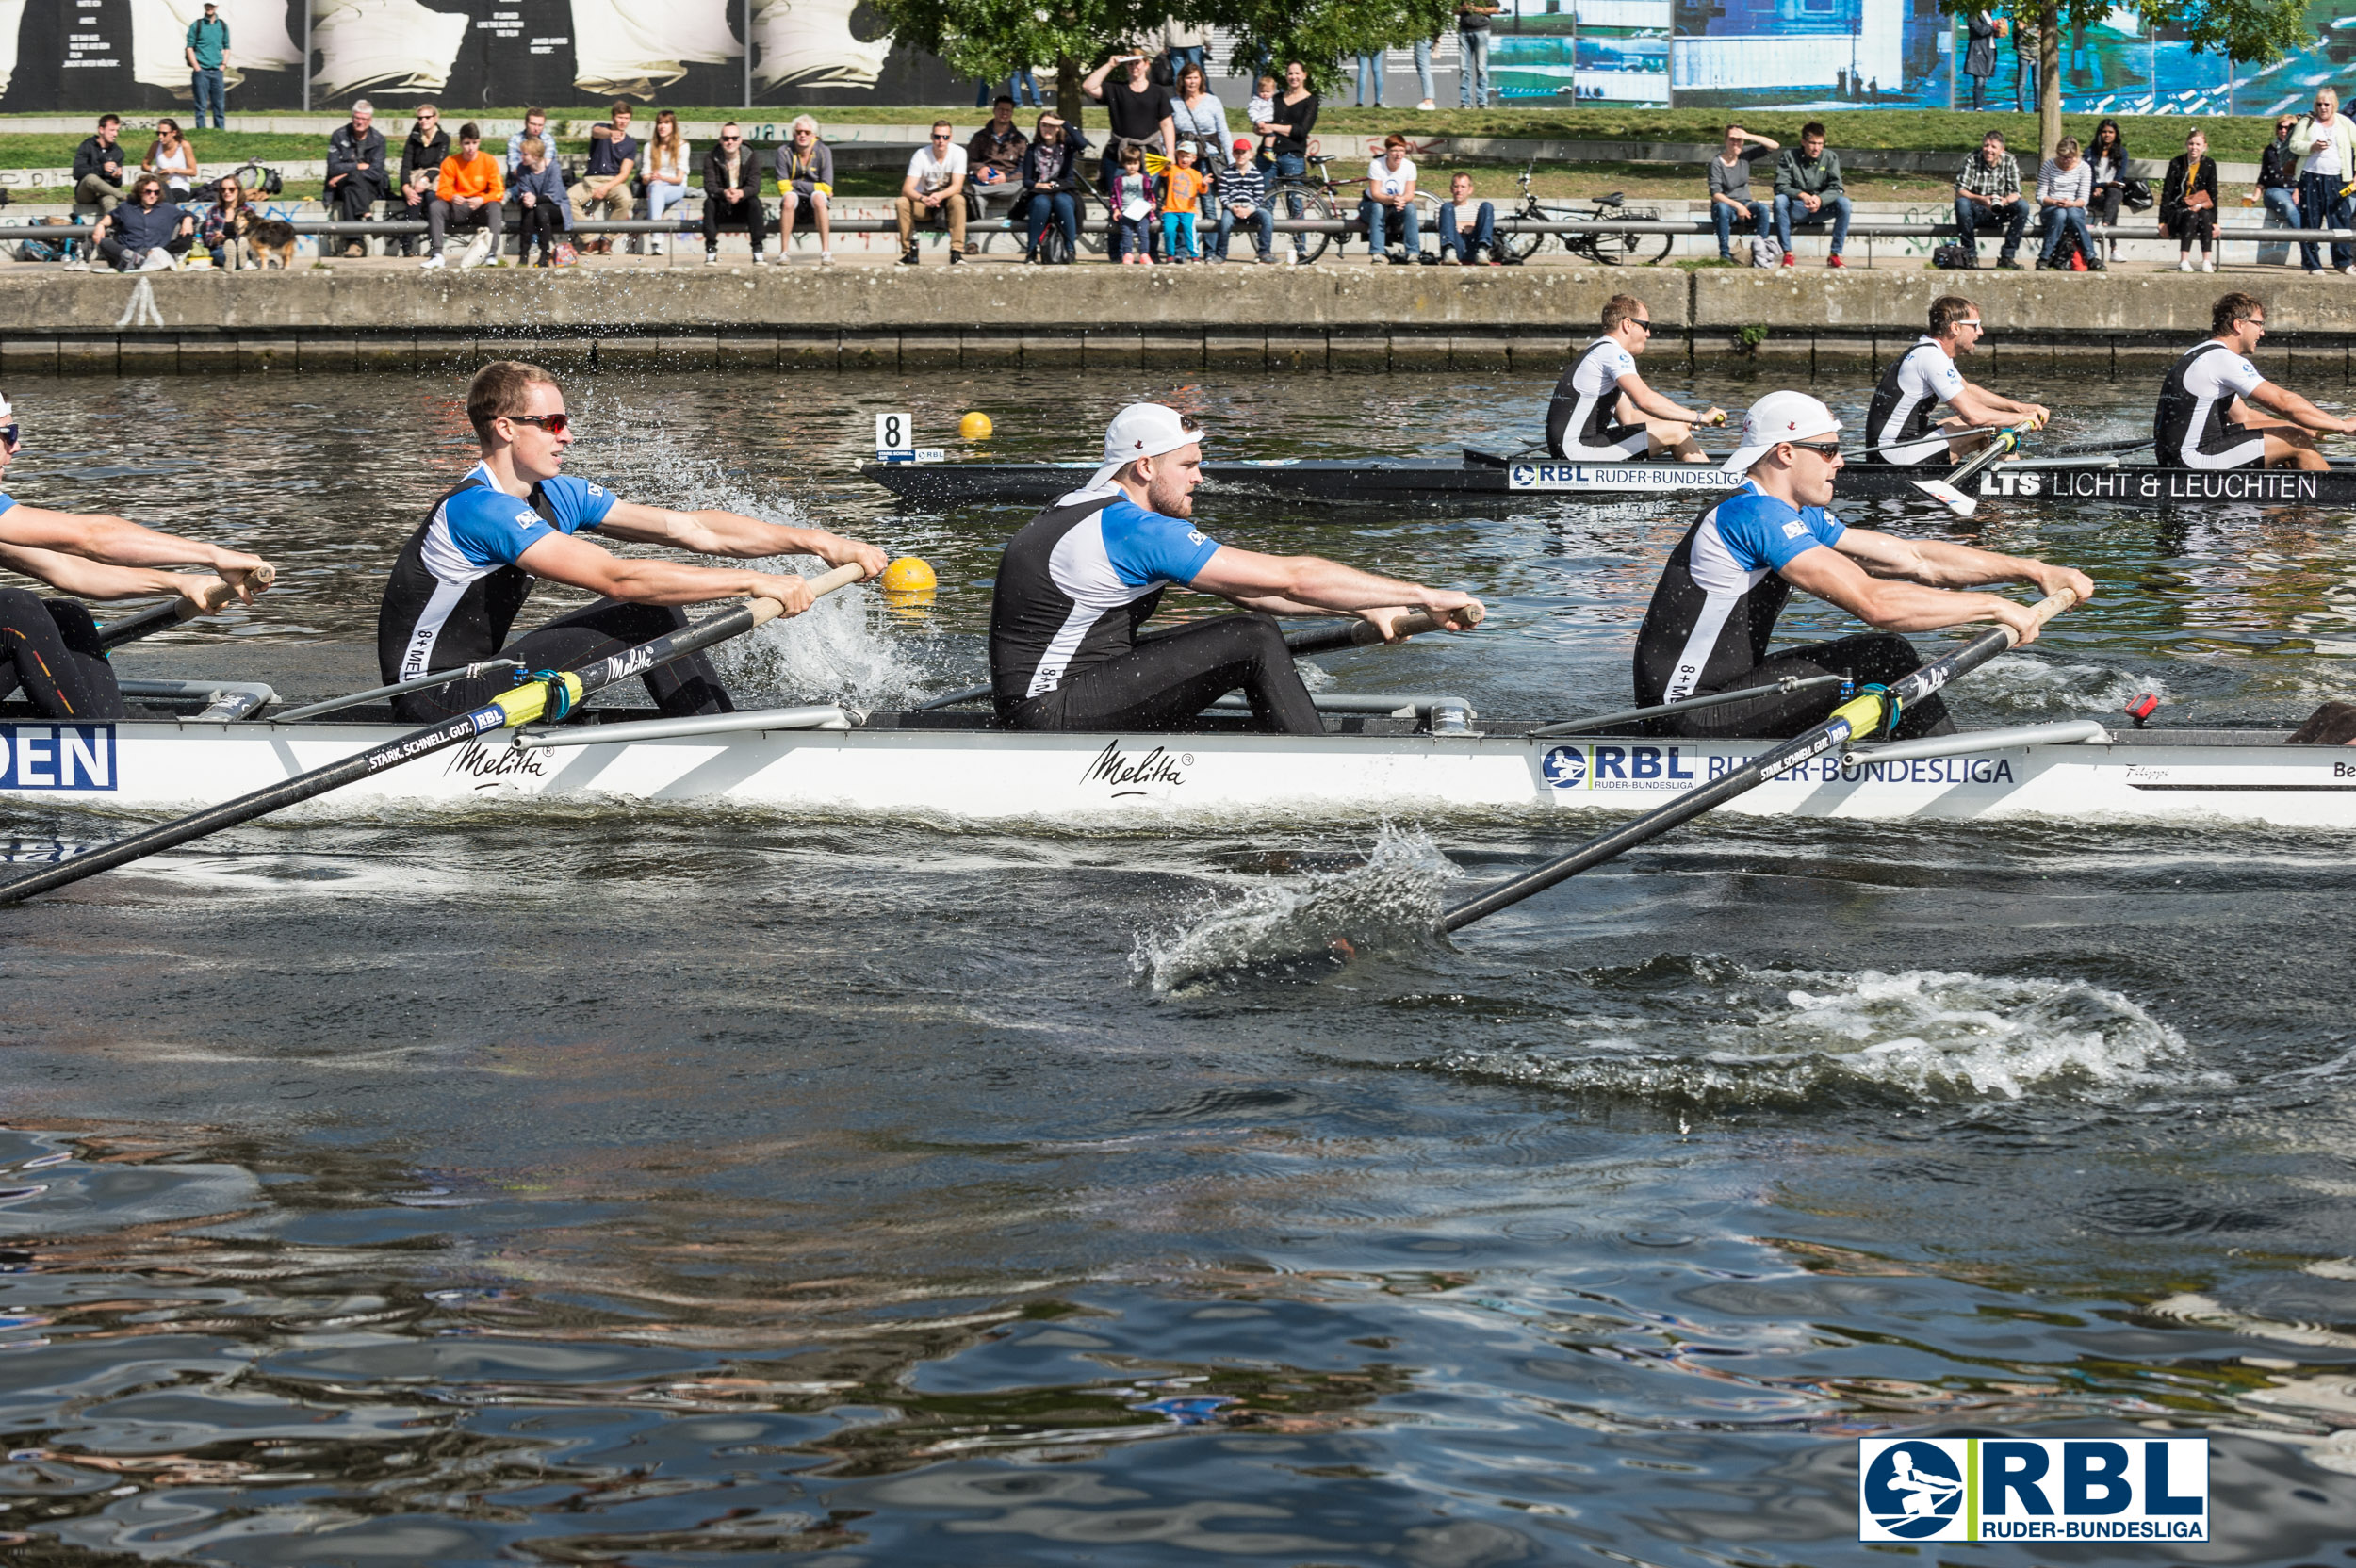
[0, 572, 856, 907]
[1439, 592, 2073, 934]
[95, 599, 195, 651]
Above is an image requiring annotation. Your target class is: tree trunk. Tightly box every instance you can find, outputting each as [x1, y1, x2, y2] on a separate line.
[2039, 0, 2062, 162]
[1057, 57, 1085, 133]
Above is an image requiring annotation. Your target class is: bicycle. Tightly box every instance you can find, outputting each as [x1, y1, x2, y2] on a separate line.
[1498, 156, 1674, 267]
[1265, 153, 1350, 265]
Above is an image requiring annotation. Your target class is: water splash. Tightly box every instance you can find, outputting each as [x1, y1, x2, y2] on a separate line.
[1966, 656, 2166, 715]
[1132, 826, 1462, 994]
[1431, 963, 2188, 1106]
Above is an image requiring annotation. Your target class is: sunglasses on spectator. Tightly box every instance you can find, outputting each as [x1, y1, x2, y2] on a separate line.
[505, 413, 572, 434]
[720, 134, 741, 141]
[931, 133, 952, 140]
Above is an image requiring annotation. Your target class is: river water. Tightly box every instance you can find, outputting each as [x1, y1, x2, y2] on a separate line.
[2, 363, 2354, 1566]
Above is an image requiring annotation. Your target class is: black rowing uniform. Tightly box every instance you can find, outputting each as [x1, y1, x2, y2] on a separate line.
[1864, 336, 1967, 466]
[989, 485, 1321, 734]
[2154, 339, 2266, 469]
[0, 490, 123, 722]
[374, 461, 729, 724]
[1629, 481, 1951, 741]
[1546, 338, 1650, 460]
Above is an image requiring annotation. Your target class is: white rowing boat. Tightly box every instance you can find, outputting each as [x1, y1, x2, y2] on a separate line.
[4, 707, 2352, 828]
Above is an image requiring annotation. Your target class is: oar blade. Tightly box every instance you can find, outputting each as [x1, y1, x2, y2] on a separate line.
[1911, 477, 1977, 517]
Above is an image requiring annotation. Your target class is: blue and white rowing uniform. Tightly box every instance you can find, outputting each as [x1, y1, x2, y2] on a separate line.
[0, 487, 123, 721]
[2154, 339, 2267, 469]
[1864, 336, 1967, 466]
[988, 484, 1321, 733]
[375, 460, 615, 687]
[1546, 338, 1650, 461]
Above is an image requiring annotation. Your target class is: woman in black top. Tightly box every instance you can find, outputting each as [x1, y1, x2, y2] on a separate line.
[2256, 114, 2302, 244]
[2085, 118, 2128, 259]
[1258, 60, 1320, 261]
[1083, 52, 1175, 189]
[2161, 126, 2219, 272]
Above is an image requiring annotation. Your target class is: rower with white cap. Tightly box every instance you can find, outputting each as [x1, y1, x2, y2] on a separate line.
[1628, 390, 2093, 740]
[989, 403, 1482, 734]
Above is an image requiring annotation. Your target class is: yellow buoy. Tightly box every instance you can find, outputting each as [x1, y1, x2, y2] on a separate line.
[958, 411, 994, 441]
[882, 557, 937, 596]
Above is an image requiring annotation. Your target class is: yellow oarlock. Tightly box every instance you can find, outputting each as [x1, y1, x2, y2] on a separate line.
[489, 672, 584, 727]
[1826, 690, 1891, 738]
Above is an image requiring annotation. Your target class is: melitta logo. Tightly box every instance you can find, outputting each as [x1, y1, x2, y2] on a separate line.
[1081, 739, 1188, 797]
[1857, 1438, 2207, 1542]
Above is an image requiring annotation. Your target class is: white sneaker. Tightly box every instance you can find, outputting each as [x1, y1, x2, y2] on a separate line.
[2178, 256, 2194, 272]
[1416, 99, 1436, 111]
[419, 253, 447, 270]
[2202, 256, 2216, 272]
[752, 250, 768, 265]
[2343, 264, 2356, 277]
[705, 250, 721, 265]
[819, 250, 835, 265]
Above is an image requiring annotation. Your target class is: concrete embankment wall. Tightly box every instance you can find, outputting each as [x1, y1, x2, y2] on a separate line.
[3, 267, 2352, 376]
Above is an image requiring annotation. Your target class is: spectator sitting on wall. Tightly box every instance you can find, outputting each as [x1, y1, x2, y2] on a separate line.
[1211, 135, 1274, 264]
[401, 102, 449, 191]
[897, 120, 968, 267]
[1436, 171, 1496, 265]
[1016, 112, 1088, 264]
[964, 95, 1027, 253]
[511, 137, 573, 268]
[72, 113, 130, 214]
[2257, 114, 2301, 259]
[1362, 133, 1423, 264]
[506, 107, 549, 177]
[421, 122, 505, 271]
[643, 109, 691, 256]
[394, 165, 434, 256]
[1953, 127, 2026, 270]
[201, 172, 260, 270]
[1709, 122, 1776, 262]
[1773, 120, 1851, 268]
[571, 99, 638, 256]
[144, 118, 198, 197]
[326, 99, 388, 259]
[701, 121, 770, 265]
[91, 175, 193, 272]
[2086, 117, 2129, 265]
[2036, 136, 2096, 270]
[776, 115, 832, 263]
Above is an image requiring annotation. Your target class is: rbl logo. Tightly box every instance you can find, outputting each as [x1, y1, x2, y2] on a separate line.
[1858, 1438, 2207, 1543]
[1540, 745, 1587, 788]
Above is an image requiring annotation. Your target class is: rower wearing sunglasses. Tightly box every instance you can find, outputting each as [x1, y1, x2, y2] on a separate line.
[1862, 293, 2050, 466]
[375, 361, 888, 723]
[0, 394, 273, 721]
[1630, 391, 2092, 741]
[1546, 293, 1725, 463]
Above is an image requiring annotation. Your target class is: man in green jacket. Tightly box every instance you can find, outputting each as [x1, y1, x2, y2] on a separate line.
[1773, 121, 1851, 268]
[184, 1, 229, 129]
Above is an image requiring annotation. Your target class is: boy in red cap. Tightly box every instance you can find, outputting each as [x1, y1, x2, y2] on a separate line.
[1211, 136, 1275, 263]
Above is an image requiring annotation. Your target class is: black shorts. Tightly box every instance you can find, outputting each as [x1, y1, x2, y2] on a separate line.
[1647, 632, 1955, 743]
[1559, 422, 1650, 461]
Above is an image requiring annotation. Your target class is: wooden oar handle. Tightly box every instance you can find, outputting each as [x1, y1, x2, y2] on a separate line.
[2004, 588, 2078, 646]
[747, 561, 870, 626]
[1349, 599, 1488, 646]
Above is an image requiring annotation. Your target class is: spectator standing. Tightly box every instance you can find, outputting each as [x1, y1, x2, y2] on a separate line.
[1962, 10, 1999, 113]
[1161, 141, 1208, 261]
[1952, 127, 2026, 270]
[643, 109, 691, 255]
[509, 137, 573, 267]
[1259, 60, 1319, 263]
[1708, 122, 1776, 261]
[1457, 1, 1498, 107]
[896, 120, 966, 266]
[144, 118, 197, 196]
[184, 1, 229, 129]
[325, 100, 388, 258]
[2257, 114, 2300, 257]
[2035, 136, 2095, 269]
[2296, 86, 2356, 275]
[200, 172, 258, 269]
[2012, 17, 2038, 111]
[2163, 126, 2219, 273]
[2086, 118, 2129, 263]
[1170, 63, 1231, 174]
[1212, 136, 1276, 262]
[73, 114, 130, 213]
[1244, 73, 1279, 171]
[1362, 133, 1421, 263]
[1414, 34, 1439, 112]
[92, 175, 192, 271]
[1084, 51, 1176, 190]
[1018, 113, 1088, 263]
[571, 100, 638, 255]
[701, 122, 770, 264]
[400, 103, 449, 189]
[1773, 121, 1851, 268]
[1355, 49, 1385, 107]
[394, 165, 434, 255]
[1163, 20, 1209, 80]
[775, 115, 833, 263]
[505, 107, 549, 176]
[1435, 170, 1496, 265]
[422, 122, 505, 270]
[1109, 142, 1155, 264]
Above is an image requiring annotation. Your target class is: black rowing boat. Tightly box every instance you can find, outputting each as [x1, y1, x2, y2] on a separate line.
[860, 448, 2356, 512]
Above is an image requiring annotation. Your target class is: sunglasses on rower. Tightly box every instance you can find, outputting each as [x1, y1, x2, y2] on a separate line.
[505, 412, 572, 435]
[0, 424, 19, 449]
[1788, 439, 1842, 458]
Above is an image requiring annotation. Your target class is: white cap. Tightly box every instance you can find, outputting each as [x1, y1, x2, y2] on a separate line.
[0, 393, 14, 422]
[1088, 402, 1202, 488]
[1721, 390, 1841, 475]
[1179, 139, 1200, 155]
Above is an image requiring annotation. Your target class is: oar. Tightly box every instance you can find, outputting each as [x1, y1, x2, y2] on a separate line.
[915, 606, 1486, 710]
[1909, 421, 2038, 518]
[0, 565, 863, 907]
[1437, 589, 2076, 934]
[2049, 435, 2153, 458]
[1529, 673, 1844, 738]
[96, 564, 278, 651]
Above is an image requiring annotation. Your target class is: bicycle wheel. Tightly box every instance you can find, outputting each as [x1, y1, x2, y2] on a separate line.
[1502, 202, 1570, 264]
[1600, 209, 1675, 266]
[1270, 183, 1337, 264]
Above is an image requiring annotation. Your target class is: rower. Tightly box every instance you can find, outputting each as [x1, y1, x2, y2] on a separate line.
[1863, 293, 2050, 466]
[376, 360, 887, 722]
[989, 403, 1481, 733]
[1632, 391, 2093, 740]
[0, 394, 273, 721]
[1546, 293, 1726, 463]
[2156, 291, 2356, 471]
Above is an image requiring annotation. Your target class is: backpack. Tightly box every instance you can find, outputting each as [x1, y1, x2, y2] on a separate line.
[1750, 233, 1781, 267]
[1932, 243, 1972, 269]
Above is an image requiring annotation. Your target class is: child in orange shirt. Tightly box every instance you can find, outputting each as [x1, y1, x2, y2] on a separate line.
[1160, 142, 1208, 262]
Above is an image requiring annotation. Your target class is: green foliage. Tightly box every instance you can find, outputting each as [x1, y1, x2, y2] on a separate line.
[1934, 0, 2311, 71]
[1204, 0, 1458, 87]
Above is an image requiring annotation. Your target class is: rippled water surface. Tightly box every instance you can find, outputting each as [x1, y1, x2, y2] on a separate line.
[4, 365, 2356, 1566]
